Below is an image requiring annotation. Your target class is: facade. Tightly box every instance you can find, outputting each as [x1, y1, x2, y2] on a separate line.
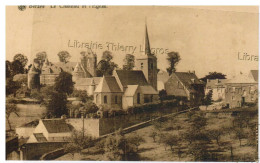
[94, 76, 123, 110]
[225, 71, 258, 108]
[205, 79, 227, 101]
[165, 71, 205, 106]
[27, 119, 72, 143]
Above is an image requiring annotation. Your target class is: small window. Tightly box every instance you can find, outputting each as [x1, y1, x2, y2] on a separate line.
[104, 95, 107, 104]
[115, 95, 118, 104]
[232, 96, 235, 100]
[150, 95, 153, 102]
[141, 63, 143, 69]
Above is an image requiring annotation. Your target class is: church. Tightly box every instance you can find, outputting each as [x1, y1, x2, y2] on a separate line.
[28, 23, 159, 110]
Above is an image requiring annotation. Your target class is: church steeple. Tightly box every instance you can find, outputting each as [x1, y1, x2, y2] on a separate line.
[144, 21, 151, 56]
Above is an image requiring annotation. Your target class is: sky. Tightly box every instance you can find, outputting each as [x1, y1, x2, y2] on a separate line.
[6, 6, 259, 78]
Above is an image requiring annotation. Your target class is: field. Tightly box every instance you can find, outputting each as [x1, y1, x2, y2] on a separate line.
[56, 106, 258, 161]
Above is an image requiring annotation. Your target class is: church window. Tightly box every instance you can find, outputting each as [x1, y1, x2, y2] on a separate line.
[115, 95, 118, 104]
[104, 95, 107, 104]
[137, 93, 140, 104]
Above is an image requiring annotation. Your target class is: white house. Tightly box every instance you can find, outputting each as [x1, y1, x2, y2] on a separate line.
[27, 119, 72, 143]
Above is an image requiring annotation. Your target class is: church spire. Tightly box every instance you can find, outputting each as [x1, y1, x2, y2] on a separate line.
[144, 20, 151, 56]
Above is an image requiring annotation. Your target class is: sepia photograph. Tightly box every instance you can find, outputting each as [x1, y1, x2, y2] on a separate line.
[5, 5, 259, 161]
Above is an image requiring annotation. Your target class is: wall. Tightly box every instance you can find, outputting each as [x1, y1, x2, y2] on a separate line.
[66, 118, 100, 137]
[15, 127, 35, 138]
[20, 142, 67, 160]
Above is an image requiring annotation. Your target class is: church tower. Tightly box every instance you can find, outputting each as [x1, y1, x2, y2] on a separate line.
[136, 22, 158, 90]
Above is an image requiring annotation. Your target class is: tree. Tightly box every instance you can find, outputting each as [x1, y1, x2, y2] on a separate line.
[161, 134, 179, 151]
[13, 54, 28, 68]
[96, 51, 118, 76]
[234, 128, 247, 147]
[57, 51, 71, 63]
[200, 72, 226, 83]
[159, 89, 167, 102]
[71, 90, 90, 103]
[209, 128, 223, 146]
[149, 130, 157, 142]
[64, 130, 94, 159]
[6, 61, 12, 78]
[6, 98, 19, 131]
[203, 90, 213, 109]
[35, 51, 47, 67]
[166, 51, 181, 76]
[47, 91, 68, 117]
[127, 134, 145, 151]
[6, 78, 20, 96]
[123, 54, 135, 70]
[103, 130, 143, 161]
[54, 71, 74, 95]
[102, 50, 113, 61]
[11, 60, 24, 75]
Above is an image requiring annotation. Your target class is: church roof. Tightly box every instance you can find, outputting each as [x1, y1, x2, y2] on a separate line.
[95, 76, 122, 93]
[114, 70, 148, 87]
[41, 61, 76, 74]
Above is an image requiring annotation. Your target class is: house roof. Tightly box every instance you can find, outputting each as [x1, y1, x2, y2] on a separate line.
[41, 119, 71, 133]
[114, 70, 148, 87]
[250, 70, 258, 82]
[41, 61, 77, 74]
[124, 85, 139, 96]
[139, 85, 158, 95]
[95, 76, 122, 93]
[33, 133, 47, 142]
[174, 72, 203, 87]
[226, 74, 257, 84]
[206, 79, 227, 89]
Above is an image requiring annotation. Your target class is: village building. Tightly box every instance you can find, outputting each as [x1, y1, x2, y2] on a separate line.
[224, 70, 258, 108]
[28, 23, 160, 110]
[205, 79, 227, 101]
[164, 71, 205, 106]
[27, 119, 72, 143]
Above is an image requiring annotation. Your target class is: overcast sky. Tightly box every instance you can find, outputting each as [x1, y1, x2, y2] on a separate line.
[6, 6, 259, 78]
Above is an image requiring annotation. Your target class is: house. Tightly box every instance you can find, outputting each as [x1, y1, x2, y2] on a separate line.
[27, 119, 72, 143]
[74, 77, 102, 95]
[165, 71, 205, 106]
[225, 71, 258, 108]
[15, 120, 39, 139]
[205, 79, 227, 101]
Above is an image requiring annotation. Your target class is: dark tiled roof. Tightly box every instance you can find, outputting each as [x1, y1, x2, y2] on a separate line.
[20, 120, 39, 127]
[42, 119, 71, 133]
[41, 62, 77, 74]
[206, 79, 227, 89]
[174, 72, 203, 87]
[115, 70, 148, 87]
[33, 133, 47, 142]
[250, 70, 258, 82]
[95, 76, 122, 93]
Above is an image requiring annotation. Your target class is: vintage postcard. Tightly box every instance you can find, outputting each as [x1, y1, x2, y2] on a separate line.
[6, 6, 259, 161]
